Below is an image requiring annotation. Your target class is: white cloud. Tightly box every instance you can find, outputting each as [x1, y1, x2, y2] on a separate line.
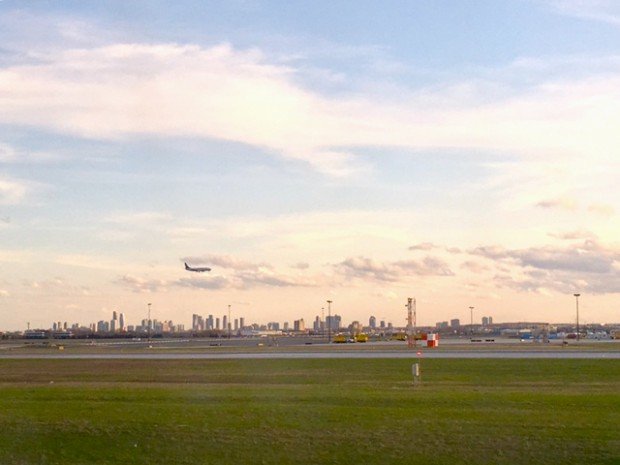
[543, 0, 620, 26]
[22, 277, 90, 296]
[536, 197, 578, 211]
[588, 203, 615, 217]
[104, 211, 173, 225]
[470, 239, 620, 294]
[1, 42, 620, 177]
[117, 267, 320, 293]
[548, 229, 597, 240]
[0, 142, 63, 164]
[334, 255, 454, 283]
[0, 177, 28, 205]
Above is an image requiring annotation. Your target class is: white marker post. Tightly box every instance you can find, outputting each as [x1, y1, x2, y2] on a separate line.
[412, 362, 421, 387]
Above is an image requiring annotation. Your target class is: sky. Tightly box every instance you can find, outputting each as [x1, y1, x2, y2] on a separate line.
[1, 0, 620, 331]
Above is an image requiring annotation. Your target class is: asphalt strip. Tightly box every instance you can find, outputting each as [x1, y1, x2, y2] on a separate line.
[0, 351, 619, 360]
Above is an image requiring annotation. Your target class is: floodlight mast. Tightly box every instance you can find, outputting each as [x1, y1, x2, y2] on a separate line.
[469, 306, 474, 336]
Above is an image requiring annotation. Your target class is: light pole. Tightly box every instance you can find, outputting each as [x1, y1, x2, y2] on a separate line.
[469, 306, 474, 335]
[147, 302, 152, 342]
[228, 304, 231, 339]
[573, 294, 580, 341]
[326, 300, 332, 343]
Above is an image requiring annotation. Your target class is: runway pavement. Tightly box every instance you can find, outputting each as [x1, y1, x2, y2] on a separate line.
[1, 351, 618, 360]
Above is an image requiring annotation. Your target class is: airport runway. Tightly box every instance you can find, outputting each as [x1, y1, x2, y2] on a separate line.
[1, 351, 619, 360]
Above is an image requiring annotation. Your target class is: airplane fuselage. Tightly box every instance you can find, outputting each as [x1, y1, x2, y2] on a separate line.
[185, 262, 211, 272]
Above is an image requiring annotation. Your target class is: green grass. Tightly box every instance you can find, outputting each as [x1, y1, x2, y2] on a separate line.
[0, 359, 618, 464]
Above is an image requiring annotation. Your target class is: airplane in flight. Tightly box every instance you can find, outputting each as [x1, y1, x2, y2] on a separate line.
[184, 262, 211, 272]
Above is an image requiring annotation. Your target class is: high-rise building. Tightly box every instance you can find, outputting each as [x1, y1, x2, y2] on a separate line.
[119, 313, 125, 331]
[215, 317, 220, 330]
[450, 319, 460, 328]
[488, 316, 493, 325]
[293, 319, 305, 332]
[326, 314, 341, 331]
[239, 317, 245, 329]
[313, 316, 321, 331]
[369, 316, 376, 329]
[222, 315, 228, 332]
[482, 316, 489, 326]
[234, 319, 239, 331]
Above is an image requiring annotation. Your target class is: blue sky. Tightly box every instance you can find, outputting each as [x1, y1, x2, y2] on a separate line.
[1, 1, 620, 330]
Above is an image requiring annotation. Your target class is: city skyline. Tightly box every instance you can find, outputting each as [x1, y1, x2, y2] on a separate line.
[1, 1, 620, 330]
[8, 304, 616, 335]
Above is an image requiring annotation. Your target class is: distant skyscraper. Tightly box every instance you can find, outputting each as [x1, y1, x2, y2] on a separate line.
[369, 316, 376, 329]
[239, 317, 245, 329]
[222, 315, 228, 331]
[488, 316, 493, 325]
[112, 310, 118, 321]
[482, 316, 489, 326]
[119, 313, 125, 331]
[450, 319, 460, 328]
[216, 317, 220, 330]
[294, 319, 305, 332]
[326, 314, 341, 331]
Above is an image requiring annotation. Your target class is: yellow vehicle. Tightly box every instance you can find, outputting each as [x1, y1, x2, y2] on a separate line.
[332, 334, 347, 343]
[355, 333, 368, 343]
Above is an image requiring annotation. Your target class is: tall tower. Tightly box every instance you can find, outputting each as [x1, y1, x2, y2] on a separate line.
[406, 298, 416, 348]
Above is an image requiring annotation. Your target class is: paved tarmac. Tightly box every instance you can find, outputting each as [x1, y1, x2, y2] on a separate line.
[1, 351, 618, 360]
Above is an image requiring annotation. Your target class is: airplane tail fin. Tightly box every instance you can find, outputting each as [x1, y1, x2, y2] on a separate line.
[184, 262, 189, 269]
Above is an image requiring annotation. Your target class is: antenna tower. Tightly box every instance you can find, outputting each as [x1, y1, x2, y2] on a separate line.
[407, 297, 416, 348]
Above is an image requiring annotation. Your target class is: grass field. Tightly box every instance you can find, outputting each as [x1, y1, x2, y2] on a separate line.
[0, 358, 618, 464]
